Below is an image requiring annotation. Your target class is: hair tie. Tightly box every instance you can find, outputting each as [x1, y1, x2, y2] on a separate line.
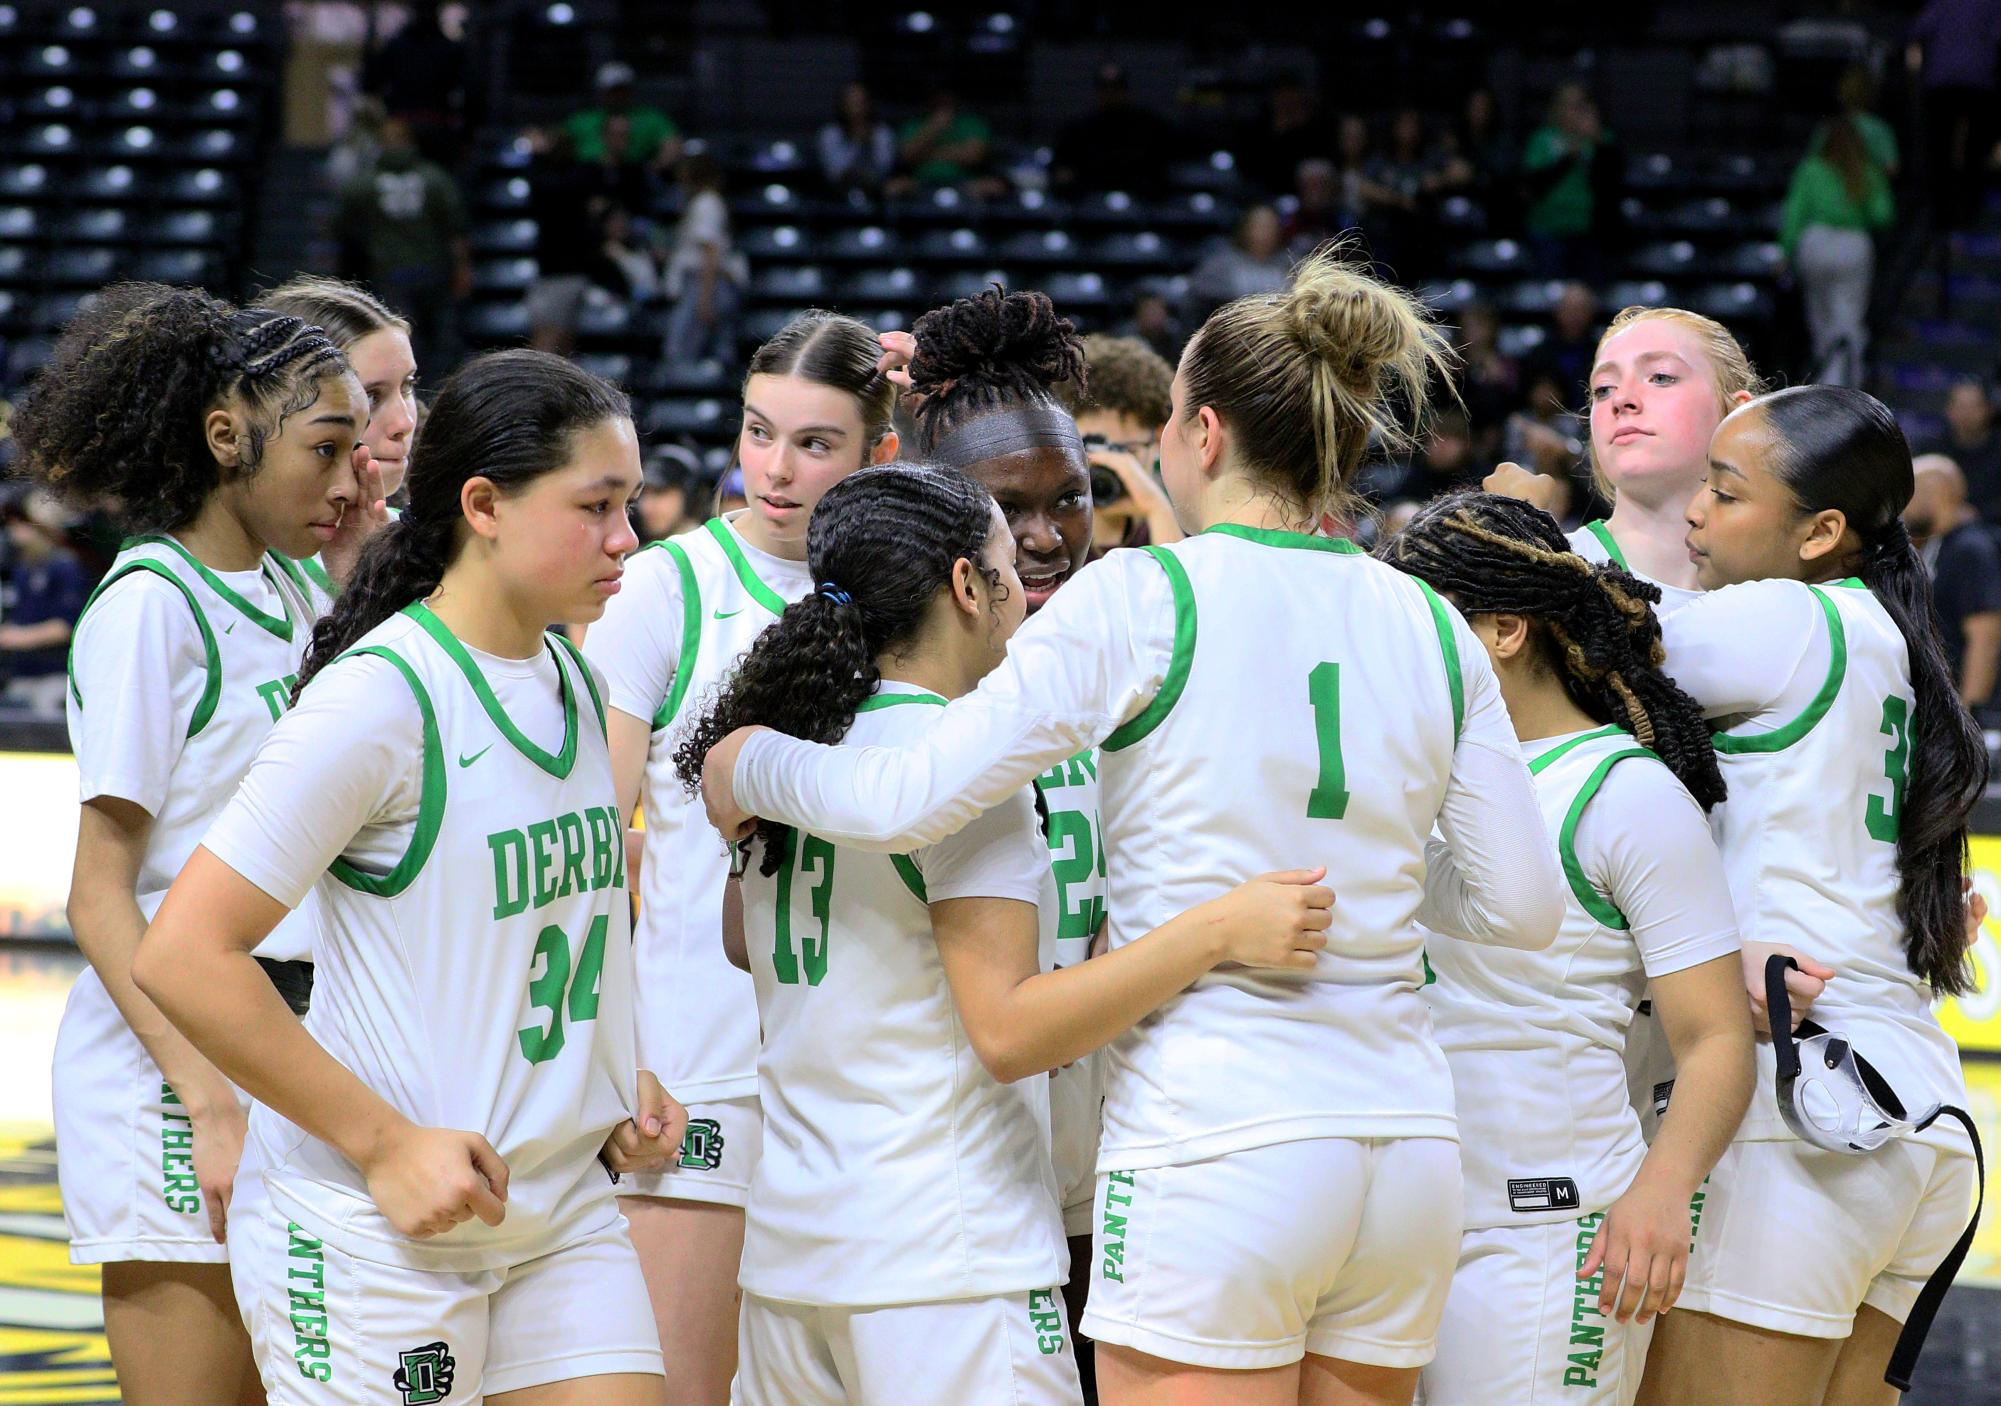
[817, 583, 854, 607]
[1865, 517, 1912, 565]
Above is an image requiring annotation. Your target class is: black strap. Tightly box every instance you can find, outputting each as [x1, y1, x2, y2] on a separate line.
[1887, 1104, 1983, 1392]
[1766, 953, 1803, 1078]
[255, 957, 314, 1019]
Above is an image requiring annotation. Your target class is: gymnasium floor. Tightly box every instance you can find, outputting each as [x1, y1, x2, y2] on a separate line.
[5, 944, 2000, 1404]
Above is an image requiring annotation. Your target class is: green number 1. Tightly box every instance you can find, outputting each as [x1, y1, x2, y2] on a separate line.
[517, 913, 609, 1065]
[1865, 695, 1910, 843]
[774, 830, 836, 985]
[1307, 660, 1349, 820]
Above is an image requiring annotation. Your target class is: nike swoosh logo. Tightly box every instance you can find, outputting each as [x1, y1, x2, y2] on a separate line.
[223, 621, 237, 635]
[713, 608, 744, 620]
[458, 744, 493, 768]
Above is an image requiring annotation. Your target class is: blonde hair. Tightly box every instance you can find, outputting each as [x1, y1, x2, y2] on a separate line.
[1180, 247, 1455, 520]
[1588, 306, 1763, 499]
[259, 275, 410, 352]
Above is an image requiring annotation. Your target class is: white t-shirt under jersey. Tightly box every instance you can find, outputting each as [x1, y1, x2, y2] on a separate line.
[738, 682, 1065, 1307]
[1569, 520, 1702, 616]
[733, 530, 1563, 1169]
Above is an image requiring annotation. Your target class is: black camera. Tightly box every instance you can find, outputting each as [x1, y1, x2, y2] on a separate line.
[1081, 434, 1126, 506]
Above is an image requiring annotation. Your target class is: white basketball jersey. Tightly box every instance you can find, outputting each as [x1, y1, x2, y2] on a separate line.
[598, 516, 811, 1102]
[1036, 751, 1107, 1206]
[1569, 521, 1701, 616]
[1094, 528, 1472, 1170]
[1429, 726, 1664, 1226]
[66, 535, 329, 958]
[1707, 579, 1967, 1144]
[253, 604, 636, 1271]
[738, 686, 1066, 1307]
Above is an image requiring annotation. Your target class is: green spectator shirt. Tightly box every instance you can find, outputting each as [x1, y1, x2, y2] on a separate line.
[1522, 124, 1607, 238]
[567, 106, 679, 163]
[336, 156, 465, 276]
[1812, 113, 1899, 176]
[898, 111, 992, 185]
[1779, 156, 1893, 256]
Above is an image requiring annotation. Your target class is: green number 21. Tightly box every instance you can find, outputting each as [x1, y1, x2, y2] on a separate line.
[517, 914, 608, 1065]
[1307, 660, 1349, 820]
[1865, 695, 1910, 843]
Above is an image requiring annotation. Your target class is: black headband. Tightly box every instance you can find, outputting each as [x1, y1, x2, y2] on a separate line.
[929, 404, 1083, 468]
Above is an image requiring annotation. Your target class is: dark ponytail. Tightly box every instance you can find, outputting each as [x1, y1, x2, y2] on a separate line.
[295, 349, 630, 696]
[1380, 491, 1727, 810]
[1756, 385, 1989, 995]
[674, 462, 1004, 873]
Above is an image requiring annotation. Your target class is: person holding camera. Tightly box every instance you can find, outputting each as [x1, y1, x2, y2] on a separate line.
[1063, 334, 1183, 552]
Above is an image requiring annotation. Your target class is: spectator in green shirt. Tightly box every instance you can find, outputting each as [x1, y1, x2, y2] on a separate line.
[565, 61, 682, 172]
[1520, 84, 1621, 278]
[1811, 64, 1900, 178]
[1781, 117, 1894, 385]
[334, 117, 470, 374]
[889, 86, 1003, 199]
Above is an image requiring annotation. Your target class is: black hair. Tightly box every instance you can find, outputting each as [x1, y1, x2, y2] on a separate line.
[1380, 491, 1726, 811]
[13, 283, 349, 533]
[743, 310, 896, 450]
[294, 350, 630, 695]
[1754, 384, 1989, 995]
[906, 287, 1087, 458]
[674, 463, 1006, 873]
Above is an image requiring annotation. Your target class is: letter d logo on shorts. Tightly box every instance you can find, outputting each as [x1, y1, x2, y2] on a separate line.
[393, 1341, 456, 1404]
[679, 1117, 726, 1171]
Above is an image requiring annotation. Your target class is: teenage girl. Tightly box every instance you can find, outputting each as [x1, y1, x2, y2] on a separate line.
[581, 312, 899, 1406]
[132, 350, 683, 1405]
[1637, 385, 1988, 1406]
[703, 251, 1567, 1406]
[1380, 492, 1754, 1406]
[16, 283, 363, 1404]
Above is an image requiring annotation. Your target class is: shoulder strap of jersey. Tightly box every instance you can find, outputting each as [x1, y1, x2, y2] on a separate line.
[271, 552, 337, 606]
[652, 537, 704, 732]
[1103, 544, 1196, 753]
[891, 853, 927, 903]
[706, 517, 789, 616]
[1583, 520, 1629, 570]
[67, 559, 223, 739]
[323, 644, 447, 898]
[550, 630, 607, 737]
[1710, 585, 1846, 755]
[1559, 745, 1662, 930]
[1415, 580, 1466, 743]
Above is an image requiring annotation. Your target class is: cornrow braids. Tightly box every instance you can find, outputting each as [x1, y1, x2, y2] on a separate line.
[1380, 491, 1726, 810]
[906, 287, 1087, 453]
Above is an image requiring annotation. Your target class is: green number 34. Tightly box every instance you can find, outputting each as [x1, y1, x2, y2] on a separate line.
[517, 914, 608, 1065]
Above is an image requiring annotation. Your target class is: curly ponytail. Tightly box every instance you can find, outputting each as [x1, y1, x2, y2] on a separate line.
[1380, 491, 1726, 810]
[674, 463, 1004, 873]
[295, 349, 630, 695]
[905, 286, 1086, 457]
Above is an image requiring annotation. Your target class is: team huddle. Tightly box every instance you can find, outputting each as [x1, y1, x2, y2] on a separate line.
[15, 251, 1988, 1406]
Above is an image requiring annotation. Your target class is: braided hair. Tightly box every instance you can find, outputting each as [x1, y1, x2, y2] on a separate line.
[1380, 491, 1726, 810]
[13, 283, 350, 533]
[905, 286, 1086, 456]
[673, 463, 1006, 874]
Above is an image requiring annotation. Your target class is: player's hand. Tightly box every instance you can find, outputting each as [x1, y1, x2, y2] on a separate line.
[185, 1081, 248, 1244]
[1582, 1172, 1690, 1323]
[1482, 461, 1563, 511]
[1965, 878, 1988, 953]
[602, 1070, 690, 1175]
[1743, 942, 1835, 1034]
[362, 1122, 510, 1239]
[876, 330, 917, 388]
[701, 726, 769, 842]
[1201, 867, 1334, 971]
[322, 447, 390, 588]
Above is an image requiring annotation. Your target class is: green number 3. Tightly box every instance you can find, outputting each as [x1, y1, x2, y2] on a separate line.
[1307, 660, 1349, 820]
[517, 913, 609, 1065]
[774, 830, 836, 985]
[1865, 695, 1910, 844]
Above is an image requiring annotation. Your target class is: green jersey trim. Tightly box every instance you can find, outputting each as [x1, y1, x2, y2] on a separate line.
[1711, 585, 1846, 755]
[551, 631, 607, 736]
[404, 602, 582, 779]
[1415, 580, 1466, 742]
[1559, 746, 1659, 930]
[1582, 520, 1628, 569]
[1528, 724, 1628, 776]
[652, 540, 703, 732]
[125, 534, 298, 641]
[325, 644, 445, 897]
[1103, 545, 1195, 752]
[706, 517, 790, 617]
[1202, 523, 1363, 554]
[273, 552, 338, 600]
[855, 691, 948, 711]
[66, 560, 223, 738]
[891, 853, 928, 902]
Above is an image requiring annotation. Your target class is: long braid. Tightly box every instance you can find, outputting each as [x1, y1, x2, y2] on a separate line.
[1380, 491, 1726, 810]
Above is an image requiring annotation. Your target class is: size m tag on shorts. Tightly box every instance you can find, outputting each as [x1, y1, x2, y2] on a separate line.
[1507, 1177, 1581, 1213]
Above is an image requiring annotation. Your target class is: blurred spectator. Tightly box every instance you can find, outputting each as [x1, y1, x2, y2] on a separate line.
[1906, 453, 2001, 711]
[1187, 205, 1292, 323]
[1503, 370, 1588, 500]
[567, 62, 682, 172]
[1521, 84, 1621, 278]
[1362, 408, 1482, 507]
[664, 155, 748, 365]
[526, 128, 610, 355]
[0, 492, 88, 715]
[326, 94, 387, 191]
[1332, 117, 1410, 271]
[1052, 64, 1177, 196]
[1921, 379, 2001, 522]
[601, 204, 664, 303]
[715, 465, 749, 518]
[891, 86, 1003, 199]
[1238, 76, 1331, 198]
[1060, 334, 1181, 551]
[1115, 290, 1186, 364]
[1285, 159, 1350, 258]
[590, 113, 657, 216]
[637, 451, 702, 543]
[1455, 302, 1522, 461]
[1816, 64, 1900, 178]
[1782, 117, 1894, 386]
[1524, 283, 1600, 408]
[334, 116, 469, 373]
[1908, 0, 2001, 231]
[1445, 88, 1517, 218]
[1371, 107, 1453, 278]
[818, 83, 897, 198]
[363, 0, 466, 166]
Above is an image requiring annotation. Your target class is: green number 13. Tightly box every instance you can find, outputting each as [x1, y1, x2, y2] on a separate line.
[1307, 660, 1349, 820]
[1865, 694, 1909, 843]
[774, 829, 836, 985]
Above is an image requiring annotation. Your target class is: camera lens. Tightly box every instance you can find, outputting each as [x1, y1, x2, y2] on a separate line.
[1089, 463, 1126, 506]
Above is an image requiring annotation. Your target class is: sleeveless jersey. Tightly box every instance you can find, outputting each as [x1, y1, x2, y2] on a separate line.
[66, 535, 330, 958]
[588, 515, 810, 1102]
[1706, 579, 1967, 1144]
[1035, 750, 1107, 1204]
[1569, 521, 1701, 617]
[251, 603, 635, 1271]
[1429, 726, 1670, 1226]
[738, 686, 1065, 1307]
[1094, 527, 1472, 1170]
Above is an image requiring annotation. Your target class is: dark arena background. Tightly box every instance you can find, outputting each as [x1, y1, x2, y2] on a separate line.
[2, 1, 2001, 1401]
